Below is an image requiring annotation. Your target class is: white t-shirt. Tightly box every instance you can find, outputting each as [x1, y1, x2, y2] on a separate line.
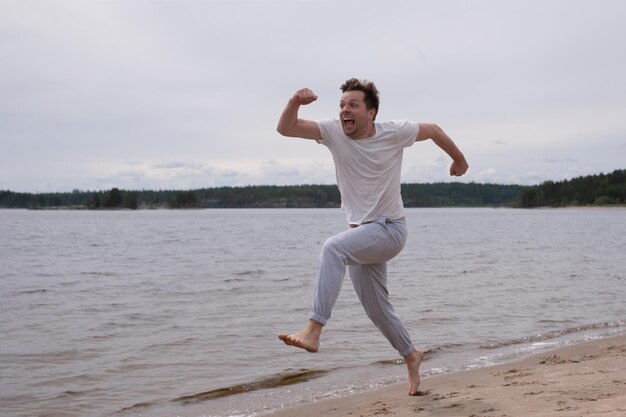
[316, 118, 419, 225]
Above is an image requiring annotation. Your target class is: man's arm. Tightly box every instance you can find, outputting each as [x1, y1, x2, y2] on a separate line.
[276, 88, 322, 140]
[417, 123, 469, 176]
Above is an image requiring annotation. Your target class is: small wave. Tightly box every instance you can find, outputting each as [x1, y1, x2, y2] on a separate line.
[55, 390, 85, 399]
[16, 288, 49, 295]
[173, 369, 328, 404]
[480, 320, 626, 350]
[373, 347, 441, 366]
[223, 277, 246, 283]
[537, 319, 574, 324]
[2, 348, 102, 366]
[375, 358, 406, 366]
[117, 370, 328, 415]
[413, 316, 461, 324]
[80, 271, 117, 276]
[234, 269, 265, 276]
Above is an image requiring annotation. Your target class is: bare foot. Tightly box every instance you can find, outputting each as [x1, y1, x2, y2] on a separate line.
[277, 320, 322, 353]
[404, 348, 424, 396]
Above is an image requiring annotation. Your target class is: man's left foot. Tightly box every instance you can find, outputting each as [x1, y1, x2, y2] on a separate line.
[405, 348, 424, 396]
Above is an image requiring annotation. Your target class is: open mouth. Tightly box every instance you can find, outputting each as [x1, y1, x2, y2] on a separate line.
[343, 118, 355, 129]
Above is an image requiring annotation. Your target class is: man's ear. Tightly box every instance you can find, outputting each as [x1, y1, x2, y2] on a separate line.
[368, 107, 377, 121]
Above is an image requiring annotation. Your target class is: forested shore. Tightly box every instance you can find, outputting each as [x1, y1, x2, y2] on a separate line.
[516, 169, 625, 207]
[1, 169, 623, 209]
[0, 183, 522, 209]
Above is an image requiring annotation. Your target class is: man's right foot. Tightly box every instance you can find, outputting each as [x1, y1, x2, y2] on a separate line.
[277, 320, 322, 353]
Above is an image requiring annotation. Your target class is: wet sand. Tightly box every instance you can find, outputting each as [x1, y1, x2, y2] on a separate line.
[266, 334, 626, 417]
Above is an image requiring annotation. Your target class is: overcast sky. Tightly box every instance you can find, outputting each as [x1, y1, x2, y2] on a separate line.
[1, 0, 625, 192]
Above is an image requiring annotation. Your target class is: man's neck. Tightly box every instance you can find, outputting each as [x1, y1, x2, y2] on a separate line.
[352, 123, 376, 140]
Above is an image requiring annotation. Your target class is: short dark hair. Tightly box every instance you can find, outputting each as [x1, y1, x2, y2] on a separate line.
[340, 78, 380, 120]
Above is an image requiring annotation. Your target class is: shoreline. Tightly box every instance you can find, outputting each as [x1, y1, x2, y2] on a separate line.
[265, 334, 626, 417]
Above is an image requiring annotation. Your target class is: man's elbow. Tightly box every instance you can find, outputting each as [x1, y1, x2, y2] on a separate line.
[276, 125, 292, 137]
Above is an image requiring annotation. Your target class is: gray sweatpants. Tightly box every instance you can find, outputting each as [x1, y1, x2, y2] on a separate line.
[309, 217, 415, 357]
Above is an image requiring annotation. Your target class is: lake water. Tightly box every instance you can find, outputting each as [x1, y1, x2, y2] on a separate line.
[1, 207, 625, 417]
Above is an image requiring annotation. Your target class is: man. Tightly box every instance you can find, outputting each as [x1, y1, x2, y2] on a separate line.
[276, 78, 468, 396]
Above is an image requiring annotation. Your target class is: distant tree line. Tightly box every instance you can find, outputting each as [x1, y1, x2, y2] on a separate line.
[401, 182, 522, 207]
[0, 170, 623, 210]
[0, 188, 140, 210]
[0, 183, 522, 209]
[86, 188, 138, 209]
[516, 169, 625, 207]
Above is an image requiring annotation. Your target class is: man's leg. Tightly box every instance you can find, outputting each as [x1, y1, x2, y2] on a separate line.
[278, 228, 353, 351]
[348, 262, 413, 355]
[346, 218, 424, 395]
[349, 261, 424, 395]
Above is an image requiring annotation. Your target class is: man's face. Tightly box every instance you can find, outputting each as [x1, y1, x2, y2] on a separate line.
[339, 90, 376, 139]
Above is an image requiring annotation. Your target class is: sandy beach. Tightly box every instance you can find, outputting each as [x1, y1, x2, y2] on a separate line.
[266, 334, 626, 417]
